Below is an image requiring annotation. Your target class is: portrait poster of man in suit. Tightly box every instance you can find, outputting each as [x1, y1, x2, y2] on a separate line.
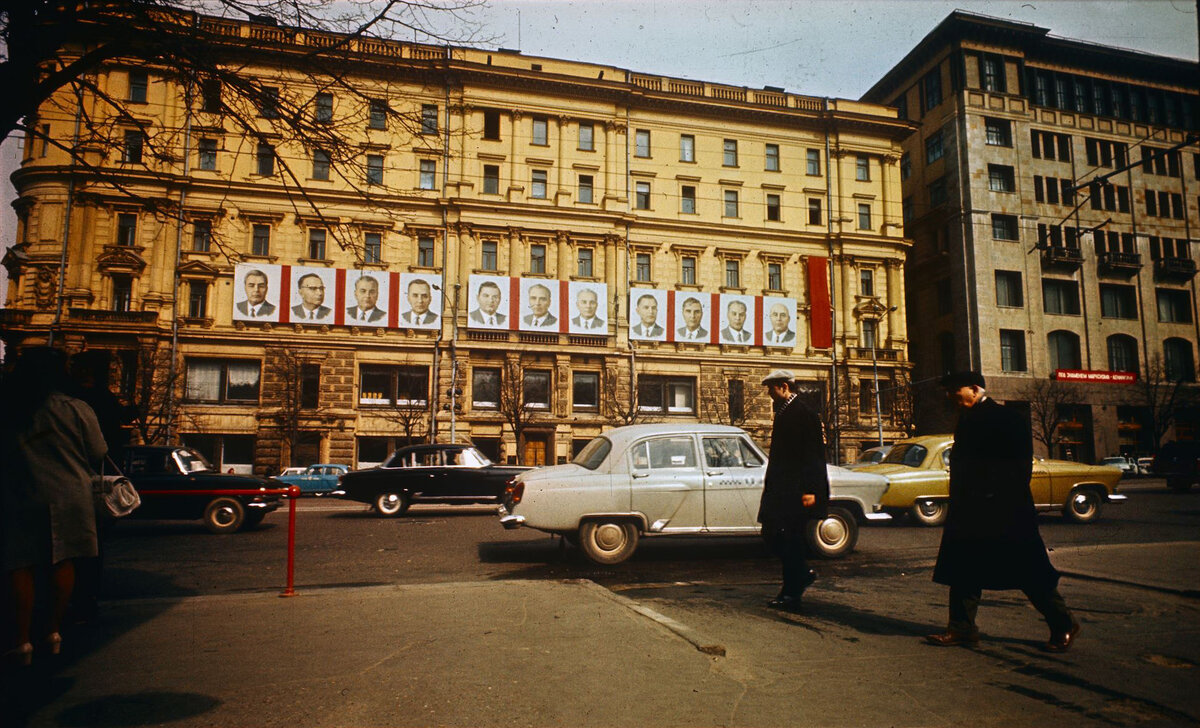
[344, 273, 389, 326]
[719, 293, 756, 345]
[762, 296, 797, 348]
[519, 280, 559, 331]
[628, 288, 667, 341]
[288, 266, 335, 324]
[232, 264, 281, 322]
[673, 294, 709, 343]
[568, 281, 608, 334]
[398, 273, 441, 329]
[467, 274, 511, 329]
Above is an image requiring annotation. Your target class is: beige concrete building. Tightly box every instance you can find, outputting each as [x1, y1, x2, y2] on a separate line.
[2, 13, 913, 472]
[863, 11, 1199, 461]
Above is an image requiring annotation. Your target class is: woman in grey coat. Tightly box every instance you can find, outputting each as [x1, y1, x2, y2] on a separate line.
[2, 348, 106, 665]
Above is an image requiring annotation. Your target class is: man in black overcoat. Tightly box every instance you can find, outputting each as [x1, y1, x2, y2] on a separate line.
[927, 371, 1080, 652]
[758, 369, 829, 612]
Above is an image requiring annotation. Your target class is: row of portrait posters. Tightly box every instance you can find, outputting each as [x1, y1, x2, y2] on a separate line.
[232, 265, 799, 347]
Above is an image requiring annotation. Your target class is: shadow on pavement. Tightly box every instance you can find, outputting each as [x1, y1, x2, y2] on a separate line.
[55, 691, 221, 727]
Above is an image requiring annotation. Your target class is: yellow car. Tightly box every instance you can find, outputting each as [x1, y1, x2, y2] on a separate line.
[859, 435, 1126, 526]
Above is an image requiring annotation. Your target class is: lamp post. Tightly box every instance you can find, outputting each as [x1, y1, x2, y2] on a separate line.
[872, 306, 899, 447]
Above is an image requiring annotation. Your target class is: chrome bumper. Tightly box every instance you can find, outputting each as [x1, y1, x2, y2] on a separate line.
[863, 511, 893, 521]
[330, 489, 346, 497]
[1106, 493, 1128, 503]
[498, 504, 525, 529]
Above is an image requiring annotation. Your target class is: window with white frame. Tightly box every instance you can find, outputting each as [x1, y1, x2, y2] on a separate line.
[359, 364, 429, 406]
[531, 169, 547, 199]
[185, 359, 261, 403]
[679, 134, 695, 162]
[419, 159, 436, 190]
[638, 376, 695, 413]
[578, 122, 594, 151]
[765, 143, 780, 171]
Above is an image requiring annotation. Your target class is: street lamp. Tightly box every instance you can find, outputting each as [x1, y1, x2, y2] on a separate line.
[871, 306, 899, 447]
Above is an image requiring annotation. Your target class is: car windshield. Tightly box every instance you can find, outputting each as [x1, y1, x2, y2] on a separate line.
[453, 448, 491, 467]
[174, 448, 214, 473]
[573, 437, 612, 470]
[883, 443, 928, 467]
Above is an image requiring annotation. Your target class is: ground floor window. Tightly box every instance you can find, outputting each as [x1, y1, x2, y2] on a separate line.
[181, 433, 256, 474]
[638, 375, 695, 413]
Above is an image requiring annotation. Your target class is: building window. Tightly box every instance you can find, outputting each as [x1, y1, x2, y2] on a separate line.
[995, 270, 1023, 307]
[992, 214, 1019, 241]
[928, 177, 948, 207]
[1157, 288, 1192, 323]
[635, 129, 650, 157]
[187, 281, 208, 318]
[419, 159, 436, 190]
[523, 370, 551, 410]
[578, 174, 593, 204]
[1043, 278, 1081, 315]
[531, 169, 547, 199]
[116, 213, 138, 246]
[806, 148, 821, 176]
[421, 104, 438, 135]
[855, 155, 870, 181]
[808, 198, 822, 226]
[299, 364, 320, 409]
[251, 224, 270, 256]
[531, 116, 548, 146]
[939, 331, 956, 373]
[481, 241, 498, 271]
[987, 164, 1015, 193]
[860, 268, 874, 297]
[312, 149, 330, 180]
[681, 256, 696, 285]
[765, 143, 780, 171]
[192, 220, 211, 252]
[308, 229, 327, 260]
[635, 181, 651, 210]
[680, 134, 695, 162]
[359, 364, 429, 406]
[128, 70, 148, 103]
[578, 122, 594, 151]
[936, 279, 953, 315]
[364, 232, 382, 264]
[1107, 335, 1138, 374]
[197, 138, 217, 170]
[368, 99, 388, 129]
[201, 79, 221, 113]
[725, 259, 740, 289]
[861, 319, 877, 349]
[1100, 284, 1137, 319]
[1000, 330, 1027, 372]
[417, 236, 435, 267]
[483, 164, 500, 194]
[723, 139, 738, 166]
[984, 117, 1012, 146]
[857, 203, 872, 230]
[1164, 338, 1196, 382]
[724, 190, 739, 218]
[123, 130, 143, 164]
[256, 143, 275, 176]
[258, 86, 279, 118]
[1048, 331, 1082, 371]
[980, 55, 1006, 92]
[185, 359, 261, 403]
[573, 372, 599, 411]
[366, 154, 383, 185]
[680, 185, 696, 214]
[922, 69, 942, 111]
[766, 194, 781, 221]
[529, 243, 546, 274]
[637, 375, 695, 414]
[314, 92, 333, 123]
[483, 110, 501, 140]
[925, 131, 943, 164]
[577, 248, 593, 278]
[768, 263, 782, 291]
[900, 153, 911, 179]
[635, 252, 651, 282]
[472, 367, 500, 409]
[112, 275, 133, 312]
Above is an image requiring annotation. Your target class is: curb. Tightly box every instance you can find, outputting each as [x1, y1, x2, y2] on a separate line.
[575, 579, 727, 657]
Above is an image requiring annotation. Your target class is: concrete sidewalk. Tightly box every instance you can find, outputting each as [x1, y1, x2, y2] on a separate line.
[1052, 541, 1200, 597]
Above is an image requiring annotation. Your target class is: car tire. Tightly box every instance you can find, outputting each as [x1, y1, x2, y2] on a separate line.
[910, 499, 949, 527]
[1063, 487, 1102, 523]
[203, 497, 246, 534]
[578, 520, 639, 565]
[806, 506, 858, 559]
[1167, 477, 1194, 493]
[374, 492, 409, 517]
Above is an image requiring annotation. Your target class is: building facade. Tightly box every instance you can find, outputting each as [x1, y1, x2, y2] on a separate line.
[2, 13, 913, 472]
[863, 11, 1200, 461]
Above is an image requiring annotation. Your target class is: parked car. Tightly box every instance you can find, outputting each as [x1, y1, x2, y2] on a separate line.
[1136, 456, 1154, 476]
[1098, 456, 1138, 476]
[274, 463, 349, 495]
[334, 444, 530, 515]
[120, 445, 282, 533]
[498, 424, 891, 565]
[859, 435, 1126, 526]
[842, 445, 892, 470]
[278, 466, 306, 477]
[1152, 441, 1200, 492]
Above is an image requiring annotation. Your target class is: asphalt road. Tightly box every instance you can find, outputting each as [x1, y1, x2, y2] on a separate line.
[100, 477, 1199, 600]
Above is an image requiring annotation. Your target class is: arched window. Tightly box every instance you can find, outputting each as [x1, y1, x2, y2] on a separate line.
[1048, 330, 1081, 371]
[1106, 335, 1138, 374]
[1163, 338, 1196, 382]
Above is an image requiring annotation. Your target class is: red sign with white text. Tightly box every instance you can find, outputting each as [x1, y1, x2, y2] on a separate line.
[1054, 369, 1137, 384]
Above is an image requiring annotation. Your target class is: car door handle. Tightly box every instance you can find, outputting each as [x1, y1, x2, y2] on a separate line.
[632, 472, 650, 479]
[706, 471, 725, 477]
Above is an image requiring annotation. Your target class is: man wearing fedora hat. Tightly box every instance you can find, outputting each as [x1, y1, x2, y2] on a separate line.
[758, 368, 829, 613]
[926, 371, 1080, 652]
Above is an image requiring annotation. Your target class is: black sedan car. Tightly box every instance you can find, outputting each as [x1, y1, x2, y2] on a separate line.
[120, 445, 282, 533]
[335, 444, 530, 516]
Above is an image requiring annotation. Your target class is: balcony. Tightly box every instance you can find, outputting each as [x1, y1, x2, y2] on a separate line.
[0, 308, 35, 326]
[68, 308, 159, 325]
[1040, 245, 1083, 270]
[847, 347, 900, 362]
[1155, 257, 1197, 281]
[1097, 251, 1142, 277]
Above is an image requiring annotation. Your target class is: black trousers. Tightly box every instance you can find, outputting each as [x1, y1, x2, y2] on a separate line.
[761, 525, 813, 596]
[947, 584, 1074, 634]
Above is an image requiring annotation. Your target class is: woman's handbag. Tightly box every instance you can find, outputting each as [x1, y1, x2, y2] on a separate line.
[93, 455, 141, 518]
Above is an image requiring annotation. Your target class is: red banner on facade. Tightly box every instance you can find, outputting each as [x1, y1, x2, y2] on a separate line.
[1054, 369, 1137, 383]
[807, 256, 832, 349]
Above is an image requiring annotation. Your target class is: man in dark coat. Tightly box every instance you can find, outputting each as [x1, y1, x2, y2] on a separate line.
[758, 369, 830, 612]
[926, 371, 1080, 652]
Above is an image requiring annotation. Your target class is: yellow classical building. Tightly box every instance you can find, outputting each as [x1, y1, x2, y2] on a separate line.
[2, 13, 914, 471]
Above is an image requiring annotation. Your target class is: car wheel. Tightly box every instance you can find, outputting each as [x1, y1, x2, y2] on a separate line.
[806, 506, 858, 559]
[203, 497, 246, 534]
[910, 498, 949, 526]
[374, 492, 409, 517]
[1167, 477, 1194, 493]
[578, 520, 639, 565]
[1063, 487, 1102, 523]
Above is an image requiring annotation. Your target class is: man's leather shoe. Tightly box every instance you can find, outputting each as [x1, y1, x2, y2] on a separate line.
[767, 594, 804, 613]
[1043, 621, 1081, 653]
[924, 630, 980, 647]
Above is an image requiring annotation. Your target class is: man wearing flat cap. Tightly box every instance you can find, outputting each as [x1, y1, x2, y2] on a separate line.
[927, 371, 1080, 652]
[757, 368, 829, 613]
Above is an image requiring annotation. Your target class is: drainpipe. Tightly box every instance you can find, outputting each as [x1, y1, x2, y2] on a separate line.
[50, 99, 85, 346]
[430, 46, 452, 442]
[167, 96, 193, 443]
[823, 98, 839, 459]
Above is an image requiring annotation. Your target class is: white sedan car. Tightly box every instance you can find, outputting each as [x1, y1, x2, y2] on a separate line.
[499, 423, 891, 565]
